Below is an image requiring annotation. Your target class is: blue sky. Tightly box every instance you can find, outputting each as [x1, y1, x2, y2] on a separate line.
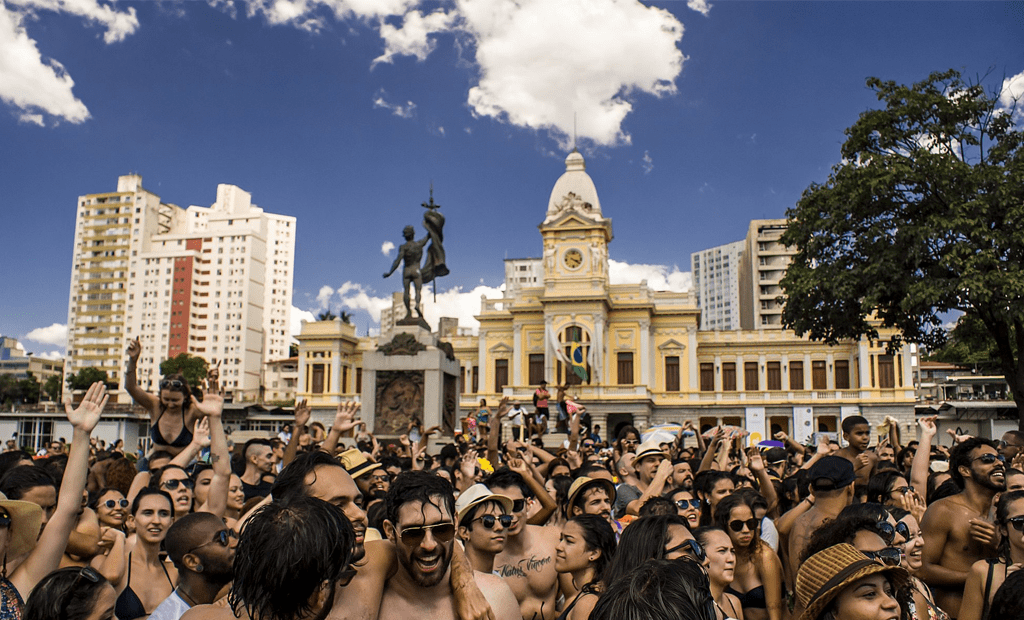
[1, 0, 1022, 357]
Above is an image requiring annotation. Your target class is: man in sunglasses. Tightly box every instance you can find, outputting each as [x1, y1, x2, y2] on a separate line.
[153, 512, 236, 619]
[920, 437, 1005, 618]
[454, 485, 521, 619]
[380, 472, 519, 620]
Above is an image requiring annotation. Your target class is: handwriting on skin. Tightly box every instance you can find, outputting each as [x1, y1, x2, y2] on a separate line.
[497, 555, 552, 578]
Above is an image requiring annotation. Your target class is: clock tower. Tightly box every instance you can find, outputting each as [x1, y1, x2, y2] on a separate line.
[540, 150, 613, 295]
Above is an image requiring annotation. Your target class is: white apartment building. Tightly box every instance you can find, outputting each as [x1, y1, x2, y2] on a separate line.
[66, 176, 295, 403]
[738, 219, 795, 330]
[691, 240, 744, 330]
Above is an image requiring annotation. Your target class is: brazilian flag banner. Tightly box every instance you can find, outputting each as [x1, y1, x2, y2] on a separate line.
[569, 342, 588, 382]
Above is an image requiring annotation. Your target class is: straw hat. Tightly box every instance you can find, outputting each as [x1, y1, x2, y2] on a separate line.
[0, 491, 42, 559]
[796, 543, 910, 620]
[566, 476, 616, 512]
[455, 484, 513, 525]
[338, 449, 381, 480]
[631, 440, 668, 467]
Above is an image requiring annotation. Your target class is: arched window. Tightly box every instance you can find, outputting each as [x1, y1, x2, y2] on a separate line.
[558, 326, 591, 385]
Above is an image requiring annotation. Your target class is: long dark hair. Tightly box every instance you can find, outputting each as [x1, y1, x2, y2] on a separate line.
[566, 514, 617, 587]
[603, 514, 691, 588]
[591, 557, 716, 620]
[866, 470, 907, 505]
[713, 493, 762, 555]
[694, 470, 733, 526]
[24, 567, 112, 620]
[995, 490, 1024, 564]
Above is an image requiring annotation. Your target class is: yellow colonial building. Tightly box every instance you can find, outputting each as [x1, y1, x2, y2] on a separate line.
[298, 151, 916, 444]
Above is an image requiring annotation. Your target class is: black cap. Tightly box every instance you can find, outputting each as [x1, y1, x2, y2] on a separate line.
[807, 456, 856, 491]
[764, 447, 788, 464]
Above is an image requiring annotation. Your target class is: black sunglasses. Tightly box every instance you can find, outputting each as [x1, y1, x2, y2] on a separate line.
[160, 379, 186, 390]
[475, 514, 514, 530]
[675, 499, 701, 510]
[875, 522, 895, 545]
[510, 499, 527, 513]
[864, 547, 903, 567]
[729, 518, 759, 533]
[972, 453, 1006, 465]
[890, 485, 914, 496]
[1006, 516, 1024, 532]
[0, 508, 11, 528]
[187, 528, 237, 555]
[162, 479, 195, 491]
[399, 522, 456, 546]
[664, 538, 706, 563]
[72, 566, 103, 590]
[103, 499, 130, 509]
[894, 521, 910, 542]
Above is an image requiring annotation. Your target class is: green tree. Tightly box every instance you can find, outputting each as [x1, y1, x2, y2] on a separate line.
[288, 343, 299, 357]
[67, 367, 110, 391]
[43, 374, 63, 402]
[780, 69, 1024, 428]
[160, 353, 208, 387]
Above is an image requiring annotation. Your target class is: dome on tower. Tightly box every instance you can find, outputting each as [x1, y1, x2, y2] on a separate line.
[544, 150, 602, 224]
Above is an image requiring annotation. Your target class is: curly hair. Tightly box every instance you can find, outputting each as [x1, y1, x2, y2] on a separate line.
[229, 496, 354, 620]
[949, 437, 995, 488]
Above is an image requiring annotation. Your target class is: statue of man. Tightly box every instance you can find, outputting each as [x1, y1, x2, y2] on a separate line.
[384, 225, 429, 320]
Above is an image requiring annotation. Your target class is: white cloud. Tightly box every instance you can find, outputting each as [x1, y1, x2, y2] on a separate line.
[381, 240, 395, 255]
[18, 112, 43, 125]
[230, 0, 418, 30]
[609, 259, 691, 292]
[290, 305, 316, 342]
[316, 285, 335, 309]
[373, 88, 417, 118]
[25, 322, 67, 347]
[641, 150, 653, 174]
[418, 283, 503, 334]
[999, 69, 1024, 119]
[33, 350, 63, 360]
[373, 9, 455, 67]
[9, 0, 139, 43]
[687, 0, 711, 17]
[336, 282, 392, 322]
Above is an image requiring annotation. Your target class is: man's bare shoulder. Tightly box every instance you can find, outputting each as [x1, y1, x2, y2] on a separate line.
[527, 524, 561, 542]
[181, 605, 238, 620]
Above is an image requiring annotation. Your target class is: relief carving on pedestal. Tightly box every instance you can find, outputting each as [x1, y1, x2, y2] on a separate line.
[375, 371, 424, 434]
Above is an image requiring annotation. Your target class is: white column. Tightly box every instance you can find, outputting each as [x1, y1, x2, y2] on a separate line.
[513, 324, 522, 386]
[858, 340, 870, 388]
[639, 319, 651, 386]
[593, 316, 605, 385]
[478, 330, 488, 393]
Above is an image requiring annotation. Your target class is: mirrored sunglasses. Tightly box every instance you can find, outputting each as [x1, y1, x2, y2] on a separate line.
[675, 499, 701, 510]
[864, 547, 903, 567]
[103, 499, 130, 509]
[399, 522, 456, 546]
[972, 453, 1005, 465]
[160, 379, 186, 390]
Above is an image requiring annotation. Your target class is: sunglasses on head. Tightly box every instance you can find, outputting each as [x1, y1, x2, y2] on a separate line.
[475, 514, 513, 530]
[187, 528, 237, 555]
[675, 499, 701, 510]
[398, 522, 456, 546]
[1006, 516, 1024, 532]
[664, 538, 706, 563]
[973, 453, 1006, 465]
[864, 547, 903, 567]
[103, 499, 130, 509]
[729, 518, 759, 533]
[160, 379, 186, 390]
[162, 479, 195, 491]
[72, 566, 103, 590]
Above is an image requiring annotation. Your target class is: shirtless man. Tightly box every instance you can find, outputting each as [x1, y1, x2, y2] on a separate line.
[380, 472, 519, 620]
[919, 437, 1005, 618]
[488, 468, 562, 620]
[783, 456, 855, 587]
[269, 451, 493, 620]
[834, 416, 877, 486]
[454, 484, 522, 617]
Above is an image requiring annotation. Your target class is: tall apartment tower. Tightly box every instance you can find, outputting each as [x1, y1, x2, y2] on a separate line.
[66, 176, 295, 402]
[690, 240, 744, 330]
[738, 219, 795, 329]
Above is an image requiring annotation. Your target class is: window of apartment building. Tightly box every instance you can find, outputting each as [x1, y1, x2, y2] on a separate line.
[812, 360, 827, 390]
[744, 362, 759, 391]
[665, 356, 680, 392]
[700, 363, 714, 392]
[835, 360, 850, 389]
[472, 366, 479, 393]
[790, 361, 804, 390]
[494, 359, 509, 392]
[311, 364, 325, 394]
[722, 363, 737, 391]
[617, 352, 634, 385]
[878, 355, 895, 389]
[528, 354, 545, 385]
[767, 362, 782, 390]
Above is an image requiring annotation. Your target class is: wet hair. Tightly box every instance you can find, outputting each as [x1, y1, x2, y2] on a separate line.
[270, 450, 345, 505]
[0, 464, 56, 500]
[603, 514, 692, 588]
[801, 514, 881, 562]
[841, 416, 868, 433]
[229, 496, 355, 620]
[591, 557, 715, 620]
[839, 502, 890, 523]
[994, 490, 1024, 563]
[486, 468, 534, 499]
[566, 514, 617, 586]
[0, 451, 33, 480]
[639, 496, 676, 518]
[384, 470, 455, 526]
[949, 437, 996, 488]
[189, 463, 213, 482]
[692, 525, 728, 555]
[987, 569, 1024, 620]
[165, 511, 226, 570]
[131, 487, 174, 516]
[866, 470, 907, 504]
[23, 566, 112, 620]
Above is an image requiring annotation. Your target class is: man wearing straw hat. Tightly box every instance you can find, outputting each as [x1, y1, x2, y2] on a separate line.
[455, 484, 521, 620]
[622, 440, 674, 517]
[566, 477, 617, 527]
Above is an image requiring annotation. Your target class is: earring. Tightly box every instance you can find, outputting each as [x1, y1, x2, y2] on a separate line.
[195, 564, 204, 573]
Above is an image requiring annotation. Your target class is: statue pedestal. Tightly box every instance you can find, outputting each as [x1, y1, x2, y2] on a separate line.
[361, 325, 461, 446]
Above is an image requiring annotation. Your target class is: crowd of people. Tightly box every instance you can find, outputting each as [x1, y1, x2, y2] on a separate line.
[2, 344, 1024, 620]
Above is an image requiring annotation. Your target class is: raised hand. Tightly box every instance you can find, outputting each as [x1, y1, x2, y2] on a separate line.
[564, 449, 583, 470]
[507, 457, 530, 477]
[192, 416, 212, 449]
[294, 399, 311, 428]
[460, 449, 479, 480]
[65, 382, 108, 434]
[194, 391, 223, 418]
[774, 431, 790, 443]
[899, 490, 926, 523]
[748, 448, 766, 473]
[495, 396, 511, 419]
[918, 416, 937, 438]
[816, 434, 832, 455]
[333, 401, 361, 433]
[126, 337, 141, 362]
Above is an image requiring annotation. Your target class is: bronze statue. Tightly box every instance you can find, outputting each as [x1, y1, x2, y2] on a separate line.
[383, 190, 448, 325]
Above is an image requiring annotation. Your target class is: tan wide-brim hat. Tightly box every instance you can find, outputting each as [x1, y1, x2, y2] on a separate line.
[0, 491, 42, 559]
[566, 476, 617, 512]
[338, 448, 381, 480]
[797, 543, 910, 620]
[455, 484, 513, 525]
[631, 440, 669, 467]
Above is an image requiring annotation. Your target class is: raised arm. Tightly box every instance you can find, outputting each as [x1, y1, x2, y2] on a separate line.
[510, 458, 556, 525]
[699, 428, 725, 473]
[323, 401, 361, 456]
[283, 399, 310, 468]
[124, 337, 158, 410]
[748, 448, 780, 516]
[196, 391, 229, 517]
[911, 416, 937, 497]
[13, 382, 107, 598]
[486, 397, 509, 466]
[626, 459, 673, 516]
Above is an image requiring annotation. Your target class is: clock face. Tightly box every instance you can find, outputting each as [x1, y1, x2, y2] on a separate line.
[564, 248, 583, 269]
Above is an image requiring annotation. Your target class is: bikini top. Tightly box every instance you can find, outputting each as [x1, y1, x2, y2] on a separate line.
[150, 407, 193, 448]
[115, 552, 174, 620]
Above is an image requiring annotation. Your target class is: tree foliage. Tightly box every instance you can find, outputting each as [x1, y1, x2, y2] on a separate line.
[43, 375, 62, 402]
[160, 353, 208, 387]
[781, 69, 1024, 426]
[67, 367, 110, 391]
[0, 373, 41, 405]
